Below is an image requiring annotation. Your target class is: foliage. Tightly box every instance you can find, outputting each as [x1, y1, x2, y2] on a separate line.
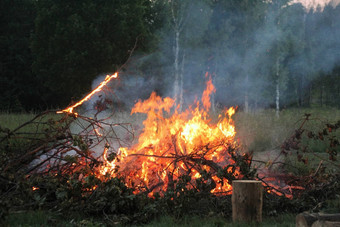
[274, 113, 340, 213]
[0, 0, 37, 111]
[30, 0, 154, 108]
[281, 113, 340, 164]
[1, 0, 158, 111]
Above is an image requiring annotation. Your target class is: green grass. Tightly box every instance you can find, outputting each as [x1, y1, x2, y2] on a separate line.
[234, 107, 340, 153]
[4, 211, 296, 227]
[0, 112, 37, 131]
[143, 214, 295, 227]
[4, 210, 105, 227]
[0, 111, 73, 171]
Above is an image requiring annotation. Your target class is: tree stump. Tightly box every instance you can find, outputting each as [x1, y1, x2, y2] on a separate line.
[232, 180, 263, 223]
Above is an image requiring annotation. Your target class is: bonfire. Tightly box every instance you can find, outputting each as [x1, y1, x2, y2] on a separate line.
[2, 71, 302, 199]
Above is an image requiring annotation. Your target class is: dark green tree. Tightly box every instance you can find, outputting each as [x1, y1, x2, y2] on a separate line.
[0, 0, 37, 111]
[31, 0, 153, 108]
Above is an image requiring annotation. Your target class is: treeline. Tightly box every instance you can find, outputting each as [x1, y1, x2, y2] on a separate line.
[1, 0, 157, 111]
[1, 0, 339, 112]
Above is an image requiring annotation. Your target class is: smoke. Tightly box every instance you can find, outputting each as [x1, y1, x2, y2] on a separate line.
[145, 0, 340, 109]
[63, 0, 340, 173]
[84, 0, 340, 112]
[84, 67, 161, 115]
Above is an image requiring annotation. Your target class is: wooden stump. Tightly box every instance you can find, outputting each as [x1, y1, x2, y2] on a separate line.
[232, 180, 263, 223]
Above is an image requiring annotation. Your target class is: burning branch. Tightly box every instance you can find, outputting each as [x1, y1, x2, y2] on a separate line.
[57, 72, 118, 115]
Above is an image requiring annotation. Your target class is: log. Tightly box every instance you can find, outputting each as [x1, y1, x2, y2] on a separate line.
[296, 213, 340, 227]
[232, 180, 263, 223]
[311, 220, 340, 227]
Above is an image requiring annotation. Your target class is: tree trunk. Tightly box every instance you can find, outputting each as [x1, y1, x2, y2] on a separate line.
[337, 82, 340, 108]
[309, 83, 312, 107]
[174, 31, 180, 106]
[232, 180, 263, 223]
[276, 82, 280, 118]
[179, 52, 185, 111]
[254, 94, 258, 112]
[296, 78, 300, 107]
[276, 58, 280, 118]
[320, 84, 324, 107]
[300, 75, 305, 107]
[244, 74, 249, 113]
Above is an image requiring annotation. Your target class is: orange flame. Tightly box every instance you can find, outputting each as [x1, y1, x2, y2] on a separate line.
[51, 70, 295, 198]
[57, 72, 118, 114]
[96, 74, 238, 196]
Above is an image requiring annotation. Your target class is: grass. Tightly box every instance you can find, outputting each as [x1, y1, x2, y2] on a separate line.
[4, 210, 105, 227]
[4, 211, 296, 226]
[234, 107, 340, 176]
[0, 111, 65, 153]
[234, 107, 340, 153]
[143, 214, 296, 227]
[0, 112, 37, 131]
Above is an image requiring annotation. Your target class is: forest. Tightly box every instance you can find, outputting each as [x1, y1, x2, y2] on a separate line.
[1, 0, 340, 226]
[1, 0, 339, 113]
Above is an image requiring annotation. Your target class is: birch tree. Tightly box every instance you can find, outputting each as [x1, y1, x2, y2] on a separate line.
[164, 0, 211, 110]
[268, 0, 290, 117]
[169, 0, 188, 109]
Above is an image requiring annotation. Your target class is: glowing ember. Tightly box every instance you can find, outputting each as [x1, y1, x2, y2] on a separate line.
[32, 186, 39, 191]
[57, 72, 118, 114]
[96, 74, 239, 196]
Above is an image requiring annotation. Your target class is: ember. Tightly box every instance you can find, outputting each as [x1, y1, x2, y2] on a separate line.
[57, 72, 118, 115]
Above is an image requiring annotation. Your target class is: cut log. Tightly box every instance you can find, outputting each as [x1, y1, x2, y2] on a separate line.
[232, 180, 263, 223]
[311, 220, 340, 227]
[296, 213, 340, 227]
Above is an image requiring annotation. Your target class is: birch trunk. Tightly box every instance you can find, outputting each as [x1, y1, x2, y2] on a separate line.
[244, 0, 249, 114]
[276, 58, 280, 118]
[171, 1, 184, 111]
[320, 85, 324, 107]
[244, 74, 249, 113]
[174, 31, 180, 105]
[179, 52, 185, 111]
